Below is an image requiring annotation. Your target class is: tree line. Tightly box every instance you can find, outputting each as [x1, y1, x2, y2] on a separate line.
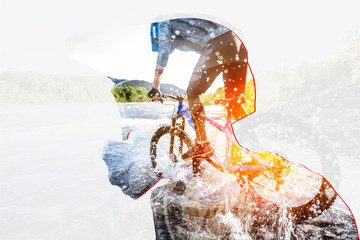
[111, 85, 151, 102]
[0, 71, 112, 104]
[110, 84, 226, 105]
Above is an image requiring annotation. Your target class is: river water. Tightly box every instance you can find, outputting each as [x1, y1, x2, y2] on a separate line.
[0, 102, 358, 239]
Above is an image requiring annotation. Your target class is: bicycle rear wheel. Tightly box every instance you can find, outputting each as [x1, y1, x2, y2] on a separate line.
[232, 110, 339, 222]
[150, 126, 194, 176]
[246, 153, 337, 222]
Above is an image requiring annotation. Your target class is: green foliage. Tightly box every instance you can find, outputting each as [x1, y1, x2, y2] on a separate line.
[200, 87, 225, 105]
[111, 85, 151, 102]
[214, 87, 225, 99]
[255, 31, 360, 108]
[0, 70, 112, 104]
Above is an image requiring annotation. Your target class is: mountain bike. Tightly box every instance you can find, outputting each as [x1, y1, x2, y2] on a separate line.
[149, 94, 337, 222]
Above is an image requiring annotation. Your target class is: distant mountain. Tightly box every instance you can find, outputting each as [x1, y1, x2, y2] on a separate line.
[107, 76, 127, 84]
[107, 77, 185, 95]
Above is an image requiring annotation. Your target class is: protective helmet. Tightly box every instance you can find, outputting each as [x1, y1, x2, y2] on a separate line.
[150, 22, 160, 52]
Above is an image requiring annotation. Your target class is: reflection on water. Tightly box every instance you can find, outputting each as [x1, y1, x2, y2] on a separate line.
[117, 102, 177, 119]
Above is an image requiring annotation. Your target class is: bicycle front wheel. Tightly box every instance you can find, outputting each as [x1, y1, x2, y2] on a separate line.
[150, 126, 194, 176]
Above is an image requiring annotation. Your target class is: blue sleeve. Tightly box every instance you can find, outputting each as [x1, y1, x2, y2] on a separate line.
[156, 20, 172, 67]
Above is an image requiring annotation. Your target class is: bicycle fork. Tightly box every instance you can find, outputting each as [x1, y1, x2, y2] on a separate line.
[169, 115, 186, 163]
[168, 115, 202, 174]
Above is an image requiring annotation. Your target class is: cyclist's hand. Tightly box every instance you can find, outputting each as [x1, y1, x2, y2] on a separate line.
[148, 87, 162, 102]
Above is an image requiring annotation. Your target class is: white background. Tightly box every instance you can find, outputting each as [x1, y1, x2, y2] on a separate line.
[1, 0, 359, 239]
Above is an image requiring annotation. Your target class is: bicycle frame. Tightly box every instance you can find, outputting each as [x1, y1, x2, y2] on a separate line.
[169, 96, 268, 174]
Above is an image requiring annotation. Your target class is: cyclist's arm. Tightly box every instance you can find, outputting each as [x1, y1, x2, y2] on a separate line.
[156, 21, 172, 68]
[148, 65, 164, 101]
[150, 21, 171, 100]
[152, 64, 164, 89]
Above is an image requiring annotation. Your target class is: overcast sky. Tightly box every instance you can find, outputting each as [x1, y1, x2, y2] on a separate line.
[1, 0, 360, 88]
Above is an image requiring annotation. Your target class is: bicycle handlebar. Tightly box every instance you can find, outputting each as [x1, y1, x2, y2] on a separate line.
[158, 94, 185, 103]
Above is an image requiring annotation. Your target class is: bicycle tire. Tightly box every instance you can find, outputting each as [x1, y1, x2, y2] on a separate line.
[287, 176, 337, 222]
[246, 156, 337, 223]
[232, 111, 339, 222]
[150, 126, 194, 176]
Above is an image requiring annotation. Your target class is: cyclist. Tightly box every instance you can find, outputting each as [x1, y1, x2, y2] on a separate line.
[148, 17, 248, 160]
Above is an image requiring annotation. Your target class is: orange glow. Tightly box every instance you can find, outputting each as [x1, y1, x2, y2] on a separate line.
[241, 78, 256, 117]
[229, 142, 291, 178]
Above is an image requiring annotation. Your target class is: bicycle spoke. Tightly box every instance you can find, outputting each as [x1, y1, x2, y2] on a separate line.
[152, 128, 191, 175]
[248, 178, 277, 193]
[244, 162, 324, 209]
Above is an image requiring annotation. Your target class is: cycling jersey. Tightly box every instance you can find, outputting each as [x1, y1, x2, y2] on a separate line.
[155, 18, 229, 67]
[152, 17, 248, 121]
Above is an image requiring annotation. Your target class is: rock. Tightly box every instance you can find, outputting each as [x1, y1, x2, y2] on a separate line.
[102, 140, 161, 199]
